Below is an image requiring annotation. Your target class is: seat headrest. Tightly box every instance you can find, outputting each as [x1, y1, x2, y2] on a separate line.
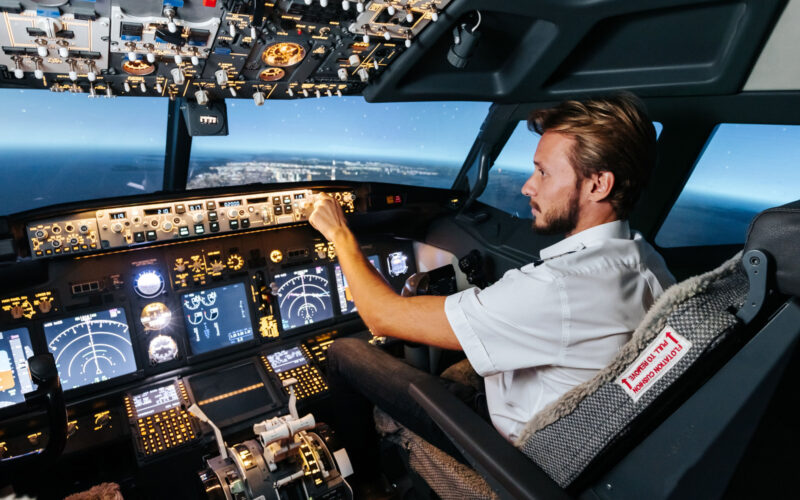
[744, 200, 800, 298]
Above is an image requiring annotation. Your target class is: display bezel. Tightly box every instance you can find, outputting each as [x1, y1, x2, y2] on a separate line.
[179, 281, 258, 360]
[0, 326, 37, 411]
[40, 304, 142, 394]
[184, 360, 282, 429]
[272, 263, 338, 336]
[333, 253, 383, 316]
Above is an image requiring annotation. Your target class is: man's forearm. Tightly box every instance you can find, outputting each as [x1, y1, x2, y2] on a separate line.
[331, 227, 398, 335]
[331, 228, 461, 350]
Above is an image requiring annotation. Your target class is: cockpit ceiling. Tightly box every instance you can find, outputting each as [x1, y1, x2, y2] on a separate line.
[0, 0, 791, 104]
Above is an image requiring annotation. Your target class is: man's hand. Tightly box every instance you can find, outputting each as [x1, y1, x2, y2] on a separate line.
[308, 194, 350, 243]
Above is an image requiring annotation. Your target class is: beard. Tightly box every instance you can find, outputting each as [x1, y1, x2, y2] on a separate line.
[531, 190, 580, 236]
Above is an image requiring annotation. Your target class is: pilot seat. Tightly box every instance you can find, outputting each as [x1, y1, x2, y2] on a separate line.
[376, 199, 800, 499]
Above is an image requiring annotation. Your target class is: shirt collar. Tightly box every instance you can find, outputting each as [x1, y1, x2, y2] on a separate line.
[539, 219, 631, 261]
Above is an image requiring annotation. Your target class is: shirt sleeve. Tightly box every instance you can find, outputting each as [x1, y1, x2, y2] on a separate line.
[444, 268, 566, 376]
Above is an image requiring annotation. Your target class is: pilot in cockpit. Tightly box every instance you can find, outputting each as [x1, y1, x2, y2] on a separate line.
[307, 92, 676, 484]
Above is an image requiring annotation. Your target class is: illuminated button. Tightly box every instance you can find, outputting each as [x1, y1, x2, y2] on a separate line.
[241, 218, 250, 228]
[209, 221, 220, 232]
[175, 204, 185, 214]
[274, 206, 282, 215]
[146, 231, 157, 241]
[194, 224, 205, 234]
[208, 212, 218, 222]
[35, 250, 43, 256]
[206, 201, 216, 210]
[284, 204, 292, 213]
[72, 245, 79, 251]
[90, 243, 97, 249]
[81, 244, 88, 250]
[179, 226, 190, 237]
[229, 220, 239, 230]
[134, 232, 145, 242]
[272, 196, 281, 205]
[283, 195, 291, 204]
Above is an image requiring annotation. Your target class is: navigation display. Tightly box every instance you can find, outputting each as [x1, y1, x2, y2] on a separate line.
[131, 382, 181, 418]
[334, 254, 381, 314]
[274, 265, 334, 331]
[43, 308, 137, 391]
[0, 327, 35, 408]
[182, 282, 254, 355]
[266, 347, 308, 373]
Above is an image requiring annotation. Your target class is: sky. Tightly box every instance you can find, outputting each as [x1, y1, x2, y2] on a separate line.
[1, 88, 797, 209]
[494, 120, 797, 207]
[0, 89, 490, 165]
[191, 97, 490, 165]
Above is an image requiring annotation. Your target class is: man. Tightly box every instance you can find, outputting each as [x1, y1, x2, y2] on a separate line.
[308, 93, 675, 471]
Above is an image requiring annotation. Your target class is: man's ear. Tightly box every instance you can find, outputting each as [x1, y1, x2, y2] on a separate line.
[586, 171, 615, 202]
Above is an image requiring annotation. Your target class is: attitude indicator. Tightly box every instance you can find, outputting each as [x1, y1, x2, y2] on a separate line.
[274, 266, 334, 331]
[43, 308, 137, 391]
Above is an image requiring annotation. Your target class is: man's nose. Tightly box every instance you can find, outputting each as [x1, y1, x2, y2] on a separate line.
[521, 174, 536, 197]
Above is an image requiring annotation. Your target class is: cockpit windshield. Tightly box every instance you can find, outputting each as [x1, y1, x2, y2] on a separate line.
[0, 89, 489, 216]
[1, 89, 167, 215]
[188, 98, 490, 190]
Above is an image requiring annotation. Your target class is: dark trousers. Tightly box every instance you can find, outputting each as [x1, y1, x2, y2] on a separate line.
[326, 337, 490, 474]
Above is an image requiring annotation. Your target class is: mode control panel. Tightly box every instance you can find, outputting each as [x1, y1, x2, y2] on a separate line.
[27, 188, 356, 259]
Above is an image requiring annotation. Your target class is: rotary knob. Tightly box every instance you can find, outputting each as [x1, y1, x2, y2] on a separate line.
[162, 221, 173, 231]
[34, 229, 48, 239]
[111, 222, 123, 233]
[228, 209, 238, 219]
[192, 213, 204, 223]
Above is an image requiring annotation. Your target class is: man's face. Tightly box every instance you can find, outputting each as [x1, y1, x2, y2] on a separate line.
[521, 131, 583, 236]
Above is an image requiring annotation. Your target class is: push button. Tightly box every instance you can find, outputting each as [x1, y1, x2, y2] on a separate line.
[145, 231, 157, 241]
[241, 218, 250, 228]
[229, 220, 239, 230]
[209, 221, 220, 232]
[134, 232, 145, 242]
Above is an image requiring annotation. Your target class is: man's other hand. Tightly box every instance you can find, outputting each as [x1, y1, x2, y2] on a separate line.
[308, 194, 349, 243]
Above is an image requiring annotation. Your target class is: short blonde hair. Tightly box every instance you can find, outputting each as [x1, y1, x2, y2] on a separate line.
[528, 93, 657, 219]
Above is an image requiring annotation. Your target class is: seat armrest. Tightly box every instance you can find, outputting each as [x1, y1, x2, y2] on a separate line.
[409, 379, 570, 500]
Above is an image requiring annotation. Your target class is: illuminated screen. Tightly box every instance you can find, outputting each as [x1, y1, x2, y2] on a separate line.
[43, 308, 137, 391]
[131, 382, 181, 418]
[266, 347, 308, 373]
[274, 265, 334, 331]
[334, 254, 381, 314]
[0, 327, 35, 408]
[182, 282, 254, 355]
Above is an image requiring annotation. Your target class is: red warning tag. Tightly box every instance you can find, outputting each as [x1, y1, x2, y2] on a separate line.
[617, 325, 692, 402]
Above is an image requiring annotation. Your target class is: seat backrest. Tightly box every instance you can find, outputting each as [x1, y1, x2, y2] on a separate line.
[515, 200, 800, 490]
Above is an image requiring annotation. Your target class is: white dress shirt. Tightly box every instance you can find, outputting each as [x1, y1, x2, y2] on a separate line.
[444, 220, 675, 442]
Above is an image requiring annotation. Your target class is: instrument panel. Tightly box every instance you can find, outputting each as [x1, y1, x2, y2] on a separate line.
[0, 180, 450, 468]
[1, 190, 416, 413]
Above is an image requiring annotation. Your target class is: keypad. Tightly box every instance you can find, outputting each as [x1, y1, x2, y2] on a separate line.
[261, 351, 329, 400]
[136, 408, 197, 456]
